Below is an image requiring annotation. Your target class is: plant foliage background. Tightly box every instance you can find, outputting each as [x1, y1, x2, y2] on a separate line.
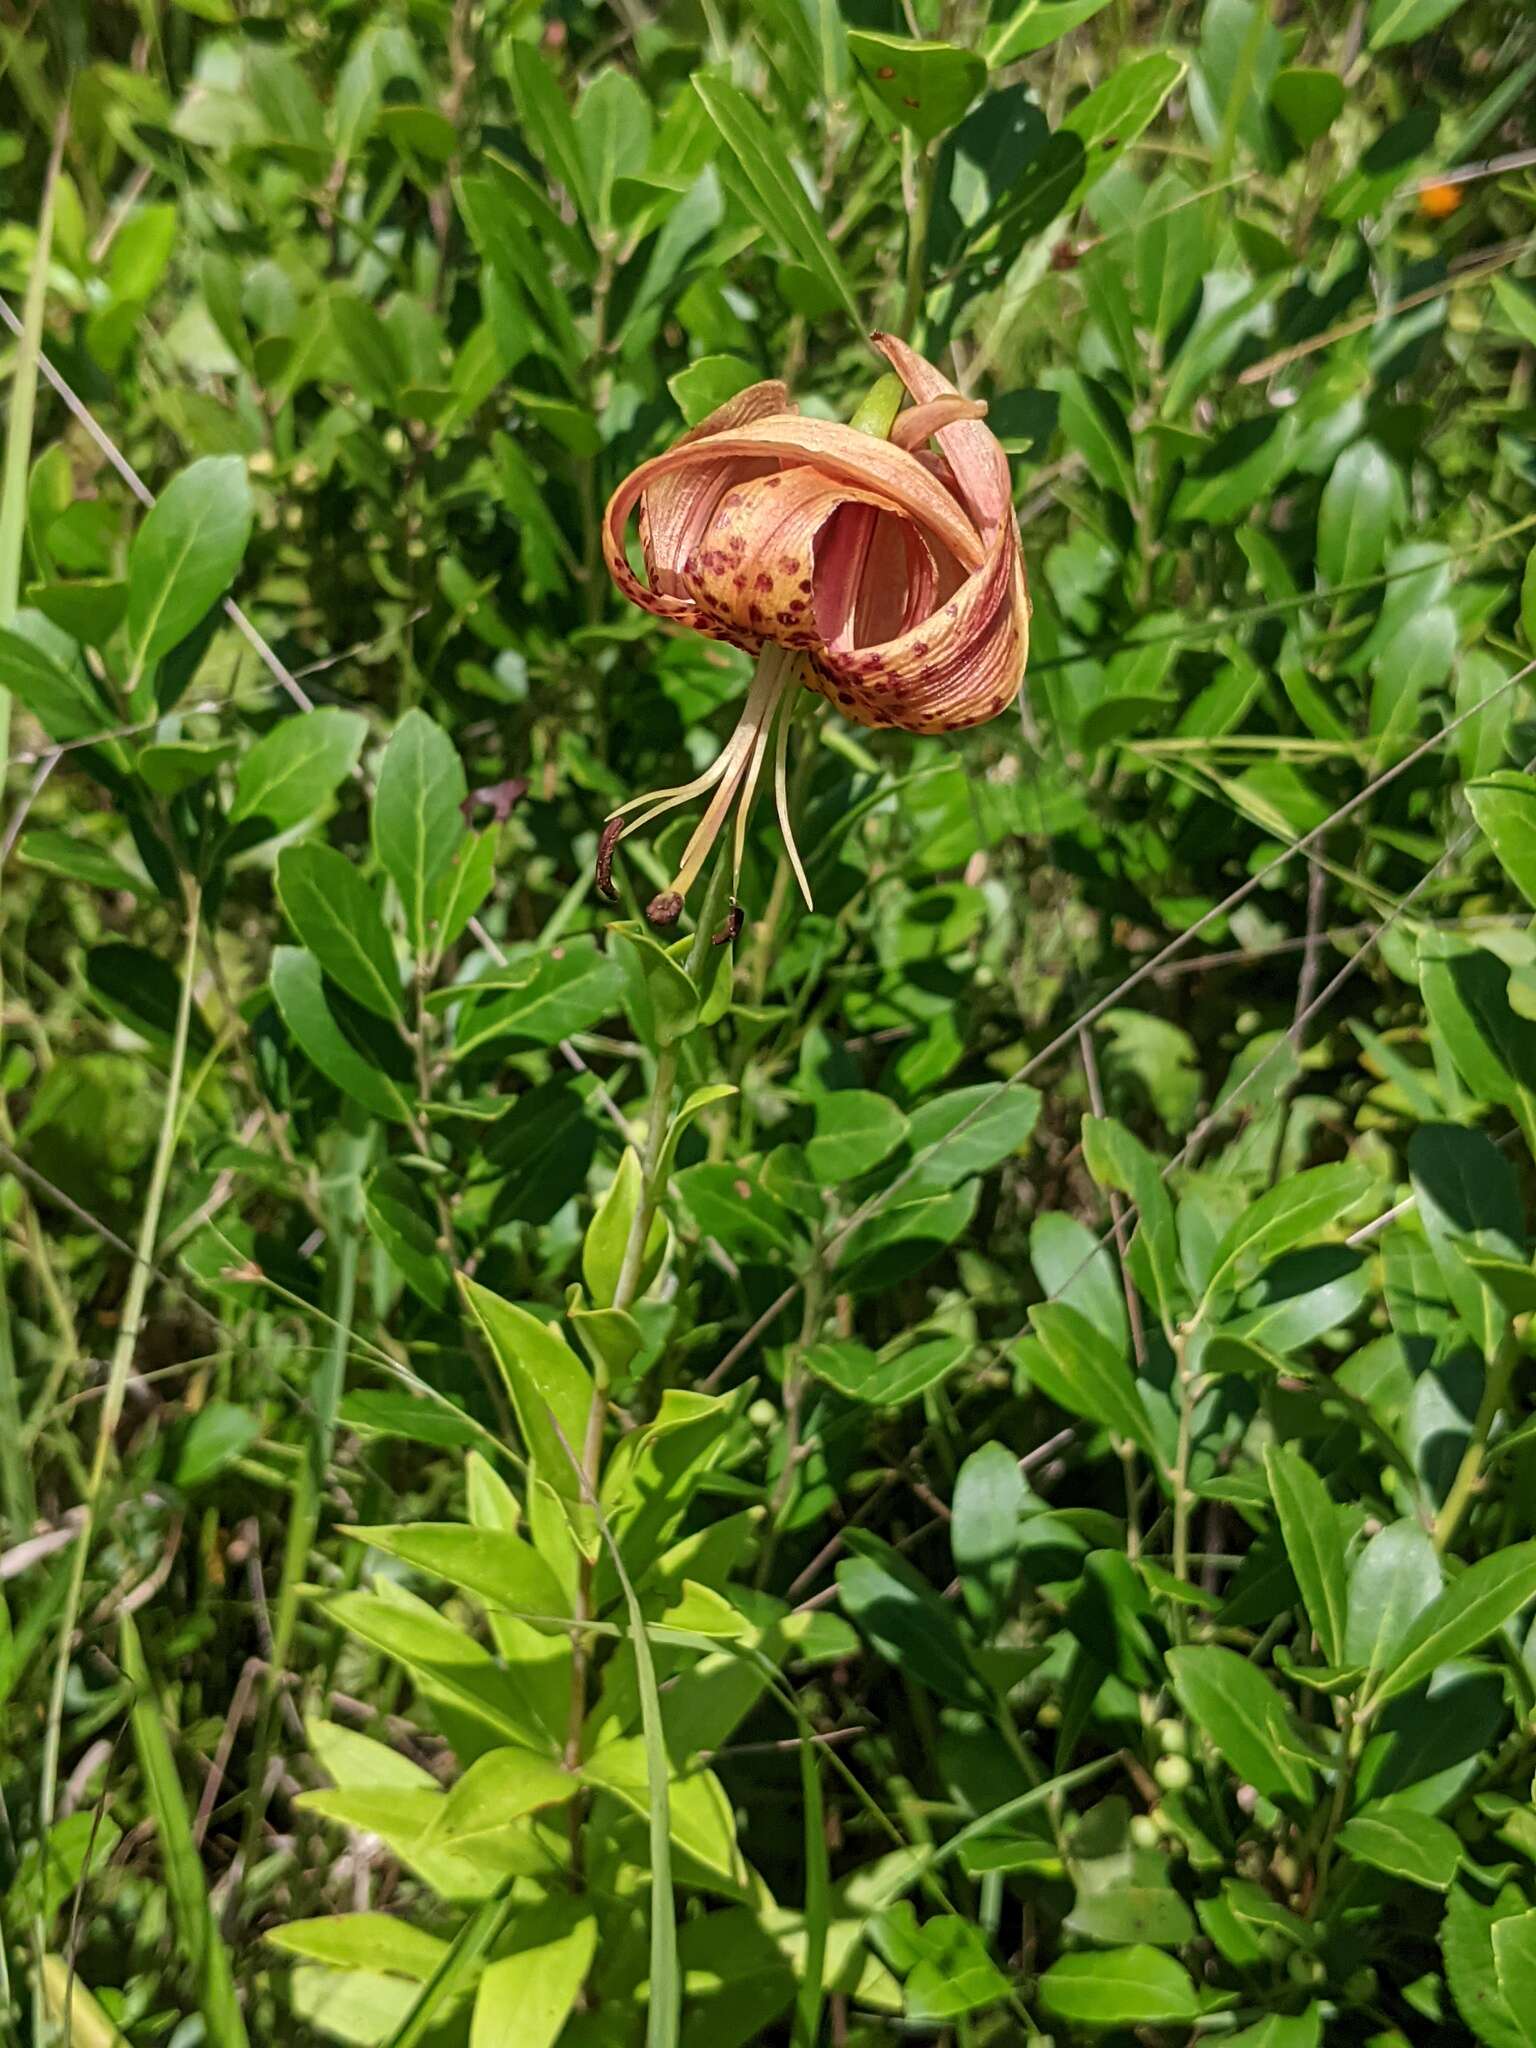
[3, 0, 1536, 2042]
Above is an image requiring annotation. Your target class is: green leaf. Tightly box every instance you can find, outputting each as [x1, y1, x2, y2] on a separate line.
[899, 1916, 1011, 2021]
[667, 354, 757, 427]
[1082, 1115, 1186, 1328]
[0, 617, 111, 742]
[26, 576, 128, 646]
[328, 288, 403, 404]
[126, 455, 253, 674]
[1492, 1914, 1536, 2048]
[18, 830, 149, 899]
[85, 944, 215, 1059]
[901, 1082, 1040, 1194]
[1202, 1162, 1372, 1301]
[575, 68, 652, 230]
[613, 926, 699, 1048]
[583, 1148, 665, 1310]
[1264, 1444, 1348, 1665]
[1025, 1302, 1159, 1460]
[175, 1402, 263, 1489]
[460, 1281, 596, 1527]
[1038, 1947, 1200, 2029]
[277, 845, 403, 1019]
[1269, 66, 1344, 145]
[986, 0, 1113, 65]
[365, 1165, 450, 1309]
[270, 946, 414, 1123]
[508, 45, 594, 222]
[693, 74, 861, 329]
[848, 32, 987, 145]
[581, 1738, 745, 1893]
[373, 708, 468, 951]
[1372, 1542, 1536, 1704]
[805, 1090, 908, 1183]
[1419, 936, 1536, 1136]
[1368, 0, 1469, 49]
[805, 1332, 968, 1408]
[265, 1916, 448, 1980]
[952, 1442, 1028, 1632]
[1469, 771, 1536, 913]
[1061, 54, 1186, 201]
[139, 738, 237, 795]
[1409, 1122, 1521, 1358]
[1166, 1645, 1315, 1802]
[1444, 1882, 1531, 2048]
[231, 707, 367, 834]
[1522, 544, 1536, 651]
[452, 942, 624, 1053]
[1338, 1804, 1461, 1890]
[1317, 440, 1398, 589]
[837, 1532, 987, 1708]
[1345, 1519, 1442, 1673]
[470, 1903, 597, 2048]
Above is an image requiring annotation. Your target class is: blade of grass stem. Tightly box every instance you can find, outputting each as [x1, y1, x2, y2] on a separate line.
[0, 107, 68, 1543]
[33, 885, 202, 2042]
[119, 1613, 250, 2048]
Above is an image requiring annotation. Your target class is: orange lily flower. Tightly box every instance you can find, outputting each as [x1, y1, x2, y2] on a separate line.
[598, 333, 1030, 925]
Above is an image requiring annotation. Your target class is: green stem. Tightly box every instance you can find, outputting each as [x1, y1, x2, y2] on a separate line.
[0, 111, 67, 1545]
[1170, 1330, 1197, 1598]
[1308, 1710, 1365, 1919]
[239, 1113, 369, 1874]
[898, 136, 937, 341]
[1434, 1325, 1521, 1554]
[562, 845, 733, 1822]
[34, 881, 201, 2034]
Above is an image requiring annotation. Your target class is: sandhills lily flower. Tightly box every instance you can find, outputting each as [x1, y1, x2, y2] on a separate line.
[598, 333, 1029, 926]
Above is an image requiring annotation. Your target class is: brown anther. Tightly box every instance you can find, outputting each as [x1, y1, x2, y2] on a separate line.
[595, 816, 624, 902]
[646, 890, 684, 928]
[712, 904, 745, 946]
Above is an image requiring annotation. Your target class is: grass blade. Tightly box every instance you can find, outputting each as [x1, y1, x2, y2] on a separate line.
[119, 1614, 250, 2048]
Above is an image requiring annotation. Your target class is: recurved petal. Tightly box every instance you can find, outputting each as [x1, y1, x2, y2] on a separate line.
[638, 380, 792, 600]
[605, 414, 985, 625]
[871, 332, 1013, 545]
[806, 514, 1029, 736]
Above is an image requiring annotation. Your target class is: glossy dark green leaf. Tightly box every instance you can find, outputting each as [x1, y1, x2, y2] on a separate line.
[373, 709, 467, 951]
[126, 456, 253, 673]
[277, 845, 403, 1020]
[1166, 1646, 1315, 1802]
[836, 1532, 987, 1708]
[85, 945, 215, 1060]
[269, 947, 414, 1124]
[1025, 1302, 1158, 1460]
[452, 943, 624, 1053]
[1468, 771, 1536, 913]
[1371, 1543, 1536, 1704]
[365, 1164, 450, 1310]
[1317, 440, 1398, 589]
[1338, 1804, 1461, 1890]
[1345, 1520, 1442, 1673]
[1264, 1445, 1348, 1665]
